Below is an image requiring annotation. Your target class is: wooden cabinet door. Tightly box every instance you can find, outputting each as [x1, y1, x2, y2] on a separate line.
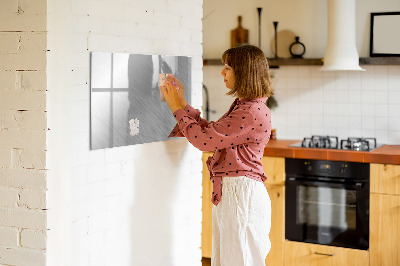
[201, 152, 213, 258]
[264, 184, 284, 266]
[370, 163, 400, 195]
[370, 193, 400, 266]
[262, 156, 285, 186]
[284, 241, 369, 266]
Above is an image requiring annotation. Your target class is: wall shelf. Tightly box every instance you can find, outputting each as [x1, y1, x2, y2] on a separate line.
[203, 57, 400, 67]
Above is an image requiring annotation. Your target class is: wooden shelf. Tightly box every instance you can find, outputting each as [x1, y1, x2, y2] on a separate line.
[203, 57, 400, 67]
[203, 58, 323, 67]
[359, 57, 400, 65]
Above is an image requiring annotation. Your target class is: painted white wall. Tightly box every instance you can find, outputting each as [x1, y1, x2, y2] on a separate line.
[47, 0, 203, 266]
[203, 0, 400, 145]
[203, 0, 400, 58]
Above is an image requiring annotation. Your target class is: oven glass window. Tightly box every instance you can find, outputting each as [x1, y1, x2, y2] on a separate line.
[297, 186, 356, 230]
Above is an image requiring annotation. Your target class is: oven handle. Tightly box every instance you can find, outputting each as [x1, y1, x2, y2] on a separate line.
[286, 177, 364, 189]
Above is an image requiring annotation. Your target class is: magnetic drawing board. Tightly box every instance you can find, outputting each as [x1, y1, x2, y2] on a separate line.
[90, 52, 192, 150]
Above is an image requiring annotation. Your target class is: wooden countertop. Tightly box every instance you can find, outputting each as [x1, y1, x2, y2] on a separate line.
[263, 139, 400, 165]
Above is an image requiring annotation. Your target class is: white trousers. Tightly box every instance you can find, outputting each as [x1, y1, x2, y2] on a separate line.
[212, 176, 271, 266]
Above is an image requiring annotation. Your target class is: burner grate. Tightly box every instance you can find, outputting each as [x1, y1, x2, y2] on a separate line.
[301, 135, 339, 149]
[340, 137, 377, 151]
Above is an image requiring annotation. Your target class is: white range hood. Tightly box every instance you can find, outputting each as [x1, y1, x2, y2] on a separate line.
[320, 0, 365, 71]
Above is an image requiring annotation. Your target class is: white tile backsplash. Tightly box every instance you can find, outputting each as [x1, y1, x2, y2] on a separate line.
[204, 64, 400, 145]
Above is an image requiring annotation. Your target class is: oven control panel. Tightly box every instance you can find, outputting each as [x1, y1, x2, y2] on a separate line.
[286, 158, 369, 180]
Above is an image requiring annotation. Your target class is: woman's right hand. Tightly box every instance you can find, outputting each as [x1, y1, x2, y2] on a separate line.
[168, 75, 187, 108]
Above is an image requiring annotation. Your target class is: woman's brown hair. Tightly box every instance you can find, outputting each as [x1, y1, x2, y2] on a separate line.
[221, 44, 273, 99]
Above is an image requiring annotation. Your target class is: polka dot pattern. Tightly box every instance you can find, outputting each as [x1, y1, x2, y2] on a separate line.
[168, 97, 272, 206]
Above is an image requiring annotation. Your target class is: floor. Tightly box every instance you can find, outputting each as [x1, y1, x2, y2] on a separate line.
[202, 257, 211, 266]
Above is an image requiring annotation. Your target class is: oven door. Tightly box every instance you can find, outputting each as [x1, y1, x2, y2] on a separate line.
[285, 177, 369, 250]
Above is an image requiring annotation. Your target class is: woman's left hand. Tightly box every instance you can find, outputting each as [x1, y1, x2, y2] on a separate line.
[160, 77, 184, 114]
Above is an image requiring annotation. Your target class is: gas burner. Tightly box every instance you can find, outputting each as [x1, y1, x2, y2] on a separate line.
[340, 137, 377, 151]
[301, 135, 339, 149]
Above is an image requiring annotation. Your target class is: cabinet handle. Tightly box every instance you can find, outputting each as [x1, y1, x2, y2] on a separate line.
[314, 252, 335, 257]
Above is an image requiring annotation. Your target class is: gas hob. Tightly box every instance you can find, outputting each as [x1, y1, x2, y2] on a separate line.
[289, 135, 383, 151]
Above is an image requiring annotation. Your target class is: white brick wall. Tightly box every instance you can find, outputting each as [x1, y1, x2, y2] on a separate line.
[0, 0, 48, 265]
[47, 1, 203, 266]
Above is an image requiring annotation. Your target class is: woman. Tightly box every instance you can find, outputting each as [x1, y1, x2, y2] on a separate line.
[161, 44, 273, 266]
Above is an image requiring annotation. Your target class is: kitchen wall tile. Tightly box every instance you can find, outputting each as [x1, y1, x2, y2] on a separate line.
[388, 117, 400, 131]
[323, 103, 336, 115]
[374, 77, 388, 91]
[388, 75, 400, 91]
[374, 90, 388, 104]
[361, 104, 375, 116]
[298, 89, 313, 103]
[375, 104, 389, 117]
[348, 103, 362, 116]
[362, 129, 375, 138]
[298, 67, 311, 78]
[323, 86, 336, 103]
[388, 104, 400, 117]
[311, 86, 323, 101]
[336, 128, 349, 140]
[374, 117, 389, 130]
[361, 90, 374, 103]
[311, 127, 325, 136]
[298, 102, 312, 114]
[362, 116, 375, 130]
[388, 131, 400, 143]
[310, 77, 324, 89]
[204, 65, 399, 144]
[323, 115, 336, 129]
[286, 77, 299, 89]
[374, 65, 388, 77]
[287, 113, 300, 127]
[298, 77, 311, 89]
[322, 70, 335, 78]
[285, 66, 298, 77]
[336, 90, 349, 103]
[387, 65, 400, 76]
[374, 130, 389, 144]
[310, 66, 323, 77]
[388, 91, 400, 104]
[348, 71, 362, 90]
[311, 101, 324, 114]
[361, 74, 374, 91]
[336, 115, 348, 128]
[348, 90, 362, 103]
[335, 72, 349, 90]
[336, 103, 349, 116]
[349, 128, 362, 137]
[311, 114, 324, 129]
[349, 116, 362, 129]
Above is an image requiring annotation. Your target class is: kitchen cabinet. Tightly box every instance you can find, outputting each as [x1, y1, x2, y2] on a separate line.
[201, 152, 213, 258]
[284, 241, 369, 266]
[261, 156, 285, 266]
[370, 163, 400, 195]
[370, 163, 400, 266]
[201, 153, 286, 266]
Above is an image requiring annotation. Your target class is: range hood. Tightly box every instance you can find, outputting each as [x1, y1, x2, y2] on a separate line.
[320, 0, 365, 71]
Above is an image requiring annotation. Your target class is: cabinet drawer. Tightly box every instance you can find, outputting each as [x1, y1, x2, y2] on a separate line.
[284, 241, 369, 266]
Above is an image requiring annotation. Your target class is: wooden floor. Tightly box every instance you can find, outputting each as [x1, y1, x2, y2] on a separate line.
[202, 257, 211, 266]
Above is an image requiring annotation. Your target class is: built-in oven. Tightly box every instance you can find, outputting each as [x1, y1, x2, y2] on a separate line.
[285, 158, 370, 250]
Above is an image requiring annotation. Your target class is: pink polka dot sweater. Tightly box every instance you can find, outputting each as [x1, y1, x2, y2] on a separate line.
[168, 97, 272, 206]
